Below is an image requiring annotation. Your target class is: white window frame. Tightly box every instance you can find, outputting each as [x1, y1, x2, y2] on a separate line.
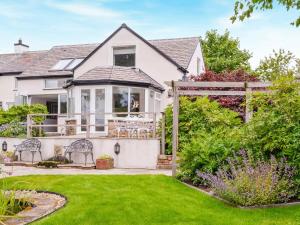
[112, 86, 146, 118]
[113, 46, 136, 67]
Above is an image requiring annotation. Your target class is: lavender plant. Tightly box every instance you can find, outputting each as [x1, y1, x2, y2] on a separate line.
[198, 150, 296, 206]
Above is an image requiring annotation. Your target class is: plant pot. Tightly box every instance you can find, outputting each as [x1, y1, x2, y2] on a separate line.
[96, 158, 114, 170]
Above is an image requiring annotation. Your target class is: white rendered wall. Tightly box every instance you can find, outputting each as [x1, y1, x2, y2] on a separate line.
[17, 79, 67, 96]
[0, 137, 160, 169]
[187, 43, 205, 75]
[74, 27, 185, 110]
[0, 75, 16, 110]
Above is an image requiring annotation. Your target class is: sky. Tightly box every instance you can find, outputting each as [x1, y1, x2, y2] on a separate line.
[0, 0, 299, 68]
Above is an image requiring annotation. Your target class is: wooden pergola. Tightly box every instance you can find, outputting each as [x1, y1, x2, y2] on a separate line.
[165, 80, 272, 177]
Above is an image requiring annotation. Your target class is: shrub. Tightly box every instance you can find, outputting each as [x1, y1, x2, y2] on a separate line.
[190, 70, 258, 117]
[0, 104, 48, 137]
[179, 128, 241, 184]
[0, 121, 26, 137]
[240, 75, 300, 192]
[164, 96, 241, 155]
[198, 150, 296, 207]
[46, 156, 71, 164]
[37, 161, 59, 168]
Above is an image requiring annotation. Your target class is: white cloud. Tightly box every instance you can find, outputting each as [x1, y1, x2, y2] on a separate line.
[216, 13, 263, 29]
[0, 4, 28, 19]
[47, 1, 122, 19]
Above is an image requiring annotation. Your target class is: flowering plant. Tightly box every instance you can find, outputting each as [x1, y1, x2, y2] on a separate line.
[198, 150, 296, 206]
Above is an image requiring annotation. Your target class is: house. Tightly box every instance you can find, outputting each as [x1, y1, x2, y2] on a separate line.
[0, 23, 205, 135]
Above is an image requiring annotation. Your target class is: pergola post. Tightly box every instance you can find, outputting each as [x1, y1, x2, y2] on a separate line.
[172, 81, 179, 177]
[245, 85, 253, 123]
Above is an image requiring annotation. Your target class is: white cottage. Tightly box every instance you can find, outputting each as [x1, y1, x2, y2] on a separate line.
[0, 23, 205, 136]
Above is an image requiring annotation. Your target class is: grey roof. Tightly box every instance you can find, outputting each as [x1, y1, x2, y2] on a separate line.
[149, 37, 199, 69]
[74, 66, 164, 91]
[0, 51, 47, 74]
[18, 43, 98, 78]
[0, 26, 199, 78]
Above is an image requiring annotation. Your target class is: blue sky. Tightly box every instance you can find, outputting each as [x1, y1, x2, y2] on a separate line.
[0, 0, 299, 68]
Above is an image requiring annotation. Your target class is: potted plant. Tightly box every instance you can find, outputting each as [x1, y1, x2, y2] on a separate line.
[96, 154, 114, 170]
[0, 151, 17, 163]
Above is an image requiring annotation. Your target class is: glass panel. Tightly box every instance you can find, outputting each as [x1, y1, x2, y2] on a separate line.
[155, 93, 161, 113]
[45, 79, 67, 89]
[81, 89, 90, 131]
[113, 87, 128, 117]
[130, 88, 145, 113]
[65, 58, 84, 70]
[95, 89, 105, 132]
[45, 79, 58, 89]
[113, 47, 135, 67]
[50, 59, 73, 71]
[149, 91, 155, 113]
[59, 94, 67, 114]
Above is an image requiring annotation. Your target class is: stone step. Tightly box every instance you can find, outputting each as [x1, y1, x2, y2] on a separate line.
[157, 164, 172, 169]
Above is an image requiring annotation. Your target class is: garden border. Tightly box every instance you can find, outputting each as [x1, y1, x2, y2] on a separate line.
[4, 190, 67, 225]
[182, 182, 300, 209]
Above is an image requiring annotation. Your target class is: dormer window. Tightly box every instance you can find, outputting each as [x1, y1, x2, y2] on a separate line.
[113, 46, 135, 67]
[50, 58, 84, 71]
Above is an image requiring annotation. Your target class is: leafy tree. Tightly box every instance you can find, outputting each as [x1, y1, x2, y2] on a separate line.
[255, 49, 299, 81]
[201, 30, 252, 73]
[231, 0, 300, 27]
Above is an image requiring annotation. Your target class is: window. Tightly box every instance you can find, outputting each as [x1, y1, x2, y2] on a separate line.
[59, 94, 67, 114]
[113, 46, 135, 67]
[155, 93, 161, 113]
[50, 58, 84, 71]
[14, 78, 18, 90]
[95, 89, 105, 132]
[130, 88, 145, 112]
[65, 58, 84, 70]
[197, 57, 202, 74]
[112, 87, 145, 117]
[149, 91, 155, 113]
[45, 79, 68, 89]
[113, 87, 128, 117]
[0, 102, 2, 110]
[50, 59, 73, 71]
[81, 90, 90, 131]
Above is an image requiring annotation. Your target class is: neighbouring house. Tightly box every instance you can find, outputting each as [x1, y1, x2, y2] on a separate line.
[0, 23, 205, 136]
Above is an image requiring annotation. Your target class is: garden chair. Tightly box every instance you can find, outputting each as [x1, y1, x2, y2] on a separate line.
[14, 138, 42, 164]
[64, 139, 94, 166]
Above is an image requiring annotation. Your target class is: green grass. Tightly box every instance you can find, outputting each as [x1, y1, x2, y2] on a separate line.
[3, 175, 300, 225]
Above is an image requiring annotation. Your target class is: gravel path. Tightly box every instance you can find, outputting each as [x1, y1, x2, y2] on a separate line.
[1, 165, 171, 177]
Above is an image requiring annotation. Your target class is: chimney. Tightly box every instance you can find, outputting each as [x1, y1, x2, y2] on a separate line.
[14, 39, 29, 53]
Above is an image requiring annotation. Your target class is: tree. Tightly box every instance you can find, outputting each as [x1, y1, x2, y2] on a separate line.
[201, 30, 252, 73]
[231, 0, 300, 27]
[255, 49, 299, 81]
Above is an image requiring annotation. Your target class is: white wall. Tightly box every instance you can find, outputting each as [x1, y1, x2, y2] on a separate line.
[74, 28, 185, 110]
[17, 79, 67, 96]
[0, 137, 160, 169]
[187, 43, 205, 75]
[0, 75, 16, 110]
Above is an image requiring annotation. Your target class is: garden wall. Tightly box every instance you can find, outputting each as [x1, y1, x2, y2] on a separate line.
[0, 137, 160, 169]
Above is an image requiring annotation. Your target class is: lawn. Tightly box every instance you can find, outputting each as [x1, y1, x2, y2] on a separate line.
[3, 175, 300, 225]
